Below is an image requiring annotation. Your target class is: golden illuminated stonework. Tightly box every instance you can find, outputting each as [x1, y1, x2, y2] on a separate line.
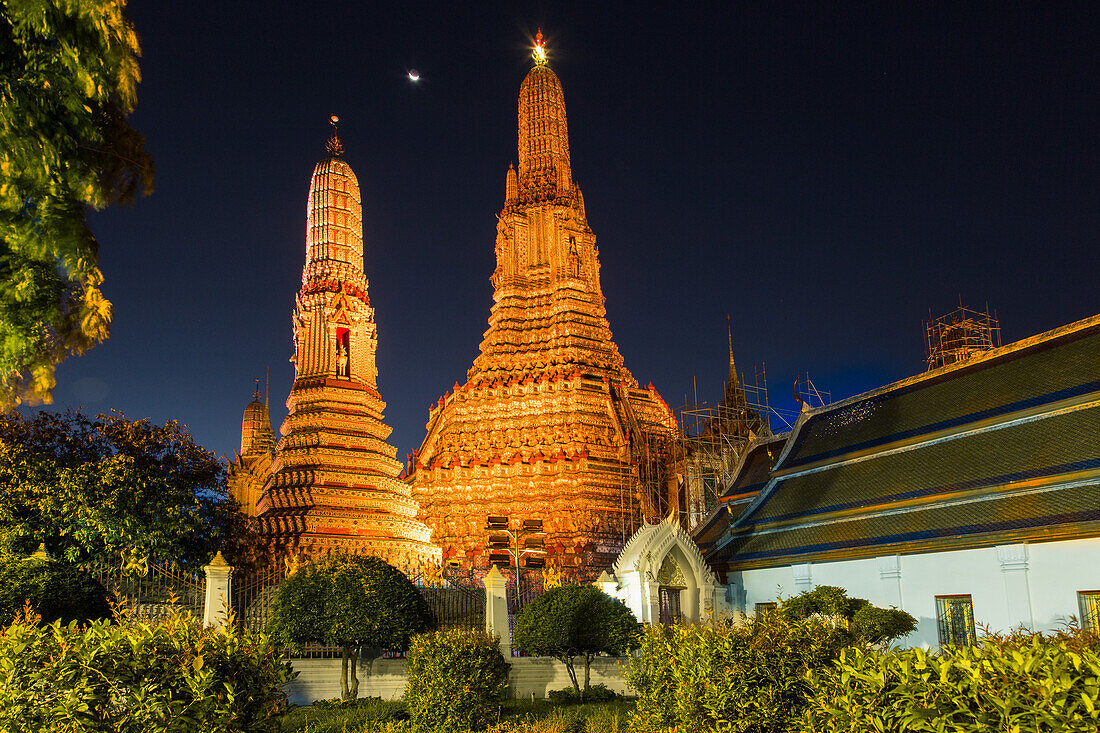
[244, 123, 440, 567]
[227, 381, 275, 518]
[409, 45, 678, 572]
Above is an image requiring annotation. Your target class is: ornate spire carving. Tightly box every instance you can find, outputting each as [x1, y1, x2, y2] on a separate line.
[517, 32, 572, 200]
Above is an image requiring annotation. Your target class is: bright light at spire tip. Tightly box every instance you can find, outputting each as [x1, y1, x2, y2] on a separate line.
[533, 28, 547, 65]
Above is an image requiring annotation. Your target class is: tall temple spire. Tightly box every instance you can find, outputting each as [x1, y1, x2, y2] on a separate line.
[411, 32, 679, 572]
[251, 131, 439, 566]
[304, 117, 365, 285]
[517, 30, 572, 199]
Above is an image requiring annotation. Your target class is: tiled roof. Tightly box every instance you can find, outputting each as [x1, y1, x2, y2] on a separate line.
[708, 314, 1100, 571]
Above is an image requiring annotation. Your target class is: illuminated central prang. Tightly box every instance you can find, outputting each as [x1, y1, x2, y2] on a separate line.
[533, 28, 548, 66]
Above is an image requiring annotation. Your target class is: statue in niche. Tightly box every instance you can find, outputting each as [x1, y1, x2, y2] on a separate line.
[336, 342, 349, 378]
[568, 236, 581, 278]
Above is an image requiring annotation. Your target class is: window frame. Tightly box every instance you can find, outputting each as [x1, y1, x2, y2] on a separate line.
[935, 594, 976, 647]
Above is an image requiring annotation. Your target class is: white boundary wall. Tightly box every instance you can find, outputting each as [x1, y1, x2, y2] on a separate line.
[286, 656, 631, 704]
[730, 537, 1100, 649]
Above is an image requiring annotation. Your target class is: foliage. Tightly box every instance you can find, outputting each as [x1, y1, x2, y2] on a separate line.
[780, 585, 916, 646]
[801, 626, 1100, 732]
[0, 0, 154, 406]
[0, 409, 232, 567]
[278, 699, 633, 733]
[268, 554, 431, 701]
[512, 585, 638, 700]
[0, 602, 293, 732]
[547, 683, 618, 703]
[405, 628, 510, 731]
[280, 698, 409, 732]
[628, 612, 849, 733]
[0, 555, 109, 625]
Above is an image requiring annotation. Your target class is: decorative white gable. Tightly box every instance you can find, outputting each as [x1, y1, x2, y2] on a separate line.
[599, 515, 727, 624]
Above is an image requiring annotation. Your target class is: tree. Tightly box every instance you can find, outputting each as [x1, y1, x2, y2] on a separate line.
[1, 0, 153, 407]
[780, 585, 916, 647]
[267, 554, 432, 701]
[0, 410, 230, 567]
[512, 584, 639, 700]
[0, 554, 110, 625]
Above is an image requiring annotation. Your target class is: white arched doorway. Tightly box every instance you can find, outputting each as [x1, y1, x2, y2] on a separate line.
[600, 515, 724, 624]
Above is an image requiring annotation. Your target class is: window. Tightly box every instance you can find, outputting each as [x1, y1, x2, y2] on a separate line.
[754, 602, 777, 618]
[936, 595, 976, 646]
[1078, 591, 1100, 634]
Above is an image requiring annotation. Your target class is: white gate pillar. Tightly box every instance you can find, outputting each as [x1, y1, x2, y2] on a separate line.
[203, 551, 233, 628]
[484, 565, 510, 656]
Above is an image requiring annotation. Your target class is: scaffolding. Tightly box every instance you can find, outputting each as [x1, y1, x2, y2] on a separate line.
[925, 304, 1001, 371]
[675, 364, 773, 531]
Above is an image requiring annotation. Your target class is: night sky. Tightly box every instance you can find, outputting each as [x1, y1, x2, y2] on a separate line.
[43, 2, 1100, 464]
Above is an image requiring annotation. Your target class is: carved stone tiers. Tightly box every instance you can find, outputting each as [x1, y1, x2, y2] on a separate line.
[410, 55, 677, 572]
[250, 137, 440, 567]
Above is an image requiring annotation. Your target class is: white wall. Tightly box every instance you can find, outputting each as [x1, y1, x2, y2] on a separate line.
[286, 656, 632, 705]
[732, 537, 1100, 649]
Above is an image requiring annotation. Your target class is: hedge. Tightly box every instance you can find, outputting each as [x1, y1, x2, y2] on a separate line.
[0, 605, 294, 732]
[801, 629, 1100, 732]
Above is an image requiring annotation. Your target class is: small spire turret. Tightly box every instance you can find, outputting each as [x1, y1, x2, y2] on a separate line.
[505, 162, 518, 203]
[727, 314, 739, 386]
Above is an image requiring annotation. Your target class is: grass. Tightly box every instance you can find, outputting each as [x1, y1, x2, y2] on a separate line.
[280, 697, 635, 732]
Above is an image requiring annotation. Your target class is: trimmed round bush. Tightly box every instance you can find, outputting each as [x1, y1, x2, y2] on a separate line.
[405, 628, 509, 732]
[0, 556, 109, 625]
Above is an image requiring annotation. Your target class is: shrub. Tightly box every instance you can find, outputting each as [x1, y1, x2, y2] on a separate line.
[268, 553, 431, 701]
[801, 627, 1100, 732]
[629, 612, 848, 733]
[780, 585, 916, 646]
[0, 604, 293, 732]
[512, 585, 638, 700]
[0, 556, 110, 625]
[547, 683, 618, 703]
[405, 628, 510, 732]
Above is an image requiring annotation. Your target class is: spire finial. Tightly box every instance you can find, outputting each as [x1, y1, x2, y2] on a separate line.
[726, 314, 738, 386]
[533, 28, 548, 66]
[265, 368, 270, 409]
[252, 378, 261, 401]
[326, 114, 344, 156]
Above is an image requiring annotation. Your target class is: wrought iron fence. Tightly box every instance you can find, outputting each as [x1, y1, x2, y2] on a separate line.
[502, 566, 546, 656]
[84, 558, 203, 622]
[230, 562, 488, 659]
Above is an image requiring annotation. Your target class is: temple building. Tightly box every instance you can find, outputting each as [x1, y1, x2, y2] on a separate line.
[228, 122, 440, 567]
[408, 33, 679, 572]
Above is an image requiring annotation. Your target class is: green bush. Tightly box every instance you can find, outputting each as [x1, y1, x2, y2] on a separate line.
[780, 585, 916, 646]
[801, 628, 1100, 732]
[0, 556, 110, 625]
[628, 613, 848, 733]
[547, 683, 618, 703]
[0, 604, 294, 732]
[268, 554, 431, 701]
[512, 585, 638, 699]
[404, 628, 510, 732]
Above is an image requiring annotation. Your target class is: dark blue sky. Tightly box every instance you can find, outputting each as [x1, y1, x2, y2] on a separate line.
[46, 2, 1099, 463]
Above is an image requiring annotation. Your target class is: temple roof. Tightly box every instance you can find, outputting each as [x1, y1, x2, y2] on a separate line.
[707, 313, 1100, 571]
